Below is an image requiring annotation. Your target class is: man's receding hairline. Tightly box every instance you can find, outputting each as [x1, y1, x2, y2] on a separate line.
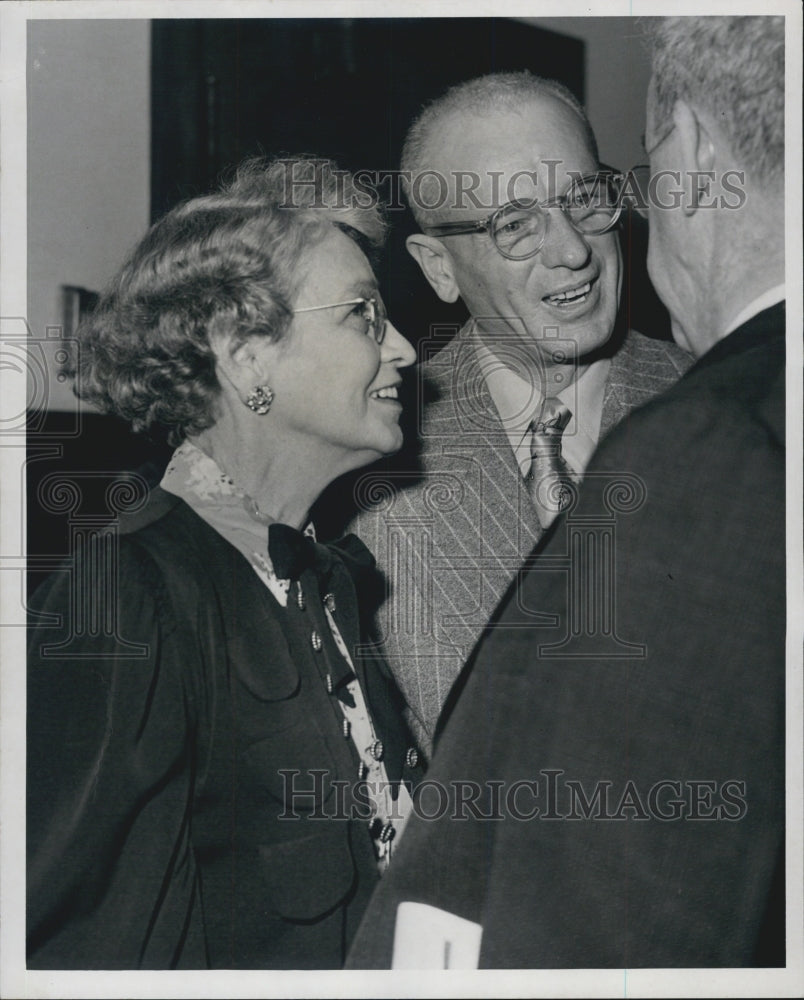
[417, 92, 595, 170]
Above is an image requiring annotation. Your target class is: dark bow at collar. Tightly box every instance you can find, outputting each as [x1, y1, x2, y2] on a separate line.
[267, 523, 375, 587]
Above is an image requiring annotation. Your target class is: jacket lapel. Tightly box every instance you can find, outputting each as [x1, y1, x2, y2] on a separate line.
[601, 329, 694, 438]
[424, 323, 543, 562]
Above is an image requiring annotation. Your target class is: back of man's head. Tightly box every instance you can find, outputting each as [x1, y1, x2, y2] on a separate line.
[400, 71, 598, 227]
[644, 16, 785, 355]
[647, 16, 784, 185]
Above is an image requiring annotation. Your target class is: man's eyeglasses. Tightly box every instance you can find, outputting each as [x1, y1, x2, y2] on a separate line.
[293, 296, 387, 344]
[618, 165, 650, 220]
[421, 170, 628, 261]
[619, 120, 678, 223]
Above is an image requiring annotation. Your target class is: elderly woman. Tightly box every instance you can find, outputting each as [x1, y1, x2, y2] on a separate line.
[27, 157, 420, 969]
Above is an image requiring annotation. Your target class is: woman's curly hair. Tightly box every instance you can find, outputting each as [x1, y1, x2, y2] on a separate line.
[69, 156, 387, 444]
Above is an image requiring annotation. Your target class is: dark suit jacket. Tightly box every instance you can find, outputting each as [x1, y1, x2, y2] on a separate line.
[346, 303, 785, 968]
[350, 324, 692, 746]
[27, 490, 422, 969]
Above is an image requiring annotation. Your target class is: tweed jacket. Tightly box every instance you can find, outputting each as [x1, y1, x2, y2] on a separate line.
[350, 323, 693, 744]
[27, 490, 423, 969]
[346, 304, 785, 968]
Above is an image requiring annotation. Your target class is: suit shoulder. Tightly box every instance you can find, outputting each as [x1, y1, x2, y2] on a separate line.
[419, 325, 472, 369]
[599, 330, 694, 437]
[419, 327, 480, 391]
[28, 523, 183, 668]
[594, 357, 783, 480]
[618, 329, 695, 379]
[117, 491, 236, 598]
[118, 485, 183, 535]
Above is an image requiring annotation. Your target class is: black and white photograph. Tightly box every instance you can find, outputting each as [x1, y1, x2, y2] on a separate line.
[1, 2, 802, 997]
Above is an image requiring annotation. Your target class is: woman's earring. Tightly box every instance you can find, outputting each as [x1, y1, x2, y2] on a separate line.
[245, 384, 274, 415]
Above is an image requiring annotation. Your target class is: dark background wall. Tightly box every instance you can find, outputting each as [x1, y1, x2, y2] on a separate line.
[150, 18, 586, 343]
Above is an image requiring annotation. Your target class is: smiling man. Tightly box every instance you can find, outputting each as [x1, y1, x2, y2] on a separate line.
[351, 72, 692, 747]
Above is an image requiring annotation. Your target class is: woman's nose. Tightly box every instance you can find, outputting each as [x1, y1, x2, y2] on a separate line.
[381, 320, 417, 368]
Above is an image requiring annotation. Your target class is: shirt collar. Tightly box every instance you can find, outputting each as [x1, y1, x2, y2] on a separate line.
[474, 334, 610, 475]
[160, 440, 315, 606]
[722, 284, 786, 340]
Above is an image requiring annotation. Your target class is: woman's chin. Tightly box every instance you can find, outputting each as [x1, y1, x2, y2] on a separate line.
[337, 436, 403, 476]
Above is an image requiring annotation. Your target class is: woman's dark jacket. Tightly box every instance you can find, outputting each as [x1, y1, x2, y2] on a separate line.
[27, 488, 421, 969]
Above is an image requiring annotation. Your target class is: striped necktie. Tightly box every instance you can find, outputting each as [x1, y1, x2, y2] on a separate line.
[525, 399, 577, 530]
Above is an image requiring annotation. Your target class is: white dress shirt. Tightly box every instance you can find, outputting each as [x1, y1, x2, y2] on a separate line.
[722, 284, 785, 341]
[475, 340, 610, 479]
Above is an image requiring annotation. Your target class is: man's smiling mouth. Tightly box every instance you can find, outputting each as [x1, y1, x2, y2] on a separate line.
[543, 280, 594, 307]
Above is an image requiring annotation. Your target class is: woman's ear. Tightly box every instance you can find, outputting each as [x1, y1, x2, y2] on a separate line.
[212, 334, 278, 401]
[406, 234, 462, 303]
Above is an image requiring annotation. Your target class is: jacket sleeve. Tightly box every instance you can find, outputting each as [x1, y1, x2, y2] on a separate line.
[27, 539, 205, 969]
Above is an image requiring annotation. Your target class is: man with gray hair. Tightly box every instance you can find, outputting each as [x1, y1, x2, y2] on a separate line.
[352, 71, 690, 750]
[348, 16, 785, 967]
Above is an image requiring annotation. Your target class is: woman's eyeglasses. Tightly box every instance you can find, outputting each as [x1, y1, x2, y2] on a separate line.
[293, 296, 387, 344]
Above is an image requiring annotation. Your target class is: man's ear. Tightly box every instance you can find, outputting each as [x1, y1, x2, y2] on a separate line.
[672, 99, 716, 215]
[406, 234, 462, 304]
